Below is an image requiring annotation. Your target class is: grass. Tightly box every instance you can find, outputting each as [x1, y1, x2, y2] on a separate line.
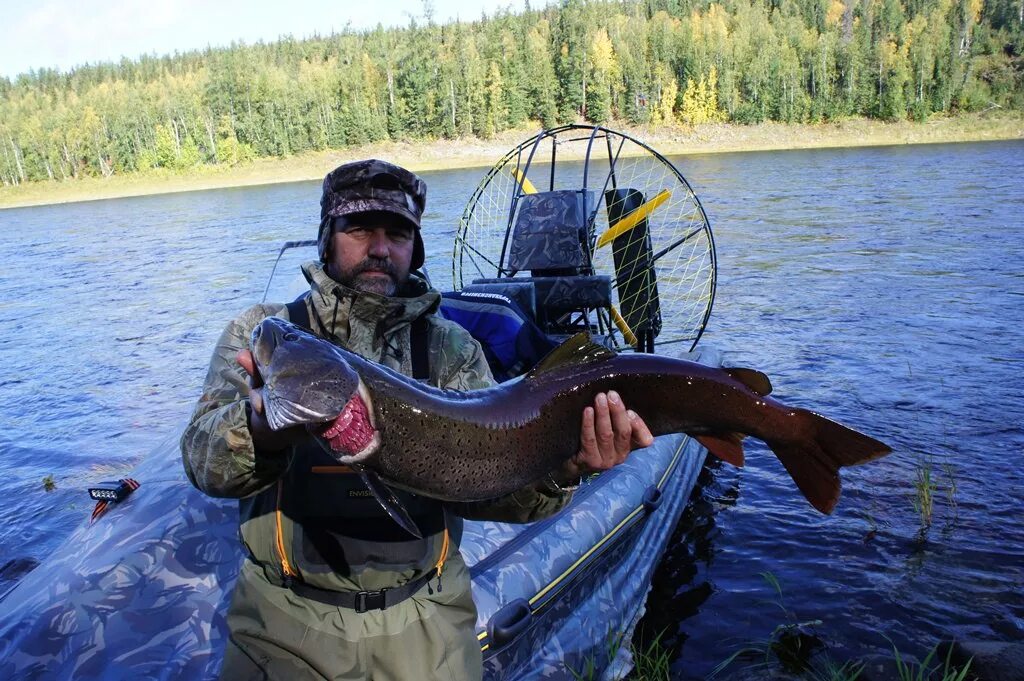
[941, 463, 959, 520]
[705, 575, 976, 681]
[562, 621, 975, 681]
[861, 511, 879, 542]
[708, 572, 825, 678]
[806, 659, 865, 680]
[567, 628, 673, 681]
[570, 636, 974, 681]
[888, 639, 974, 681]
[2, 111, 1021, 210]
[912, 456, 963, 537]
[629, 631, 673, 680]
[913, 459, 937, 529]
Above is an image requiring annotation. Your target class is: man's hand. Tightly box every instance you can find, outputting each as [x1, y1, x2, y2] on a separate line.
[552, 390, 654, 487]
[237, 349, 305, 452]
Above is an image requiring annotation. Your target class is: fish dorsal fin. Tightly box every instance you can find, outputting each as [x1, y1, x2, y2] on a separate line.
[724, 367, 773, 396]
[527, 332, 616, 379]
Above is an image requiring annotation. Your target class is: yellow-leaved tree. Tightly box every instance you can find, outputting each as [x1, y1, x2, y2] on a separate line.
[681, 66, 724, 125]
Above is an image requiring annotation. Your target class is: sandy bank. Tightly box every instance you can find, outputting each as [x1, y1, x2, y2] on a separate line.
[1, 112, 1020, 210]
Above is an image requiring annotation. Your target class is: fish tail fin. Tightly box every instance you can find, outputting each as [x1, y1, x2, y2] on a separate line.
[768, 410, 891, 515]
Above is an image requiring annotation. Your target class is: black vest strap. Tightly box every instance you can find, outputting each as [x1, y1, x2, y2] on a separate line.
[285, 295, 312, 331]
[285, 293, 430, 380]
[410, 317, 430, 381]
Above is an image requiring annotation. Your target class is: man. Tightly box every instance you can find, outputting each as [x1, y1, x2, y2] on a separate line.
[181, 159, 653, 681]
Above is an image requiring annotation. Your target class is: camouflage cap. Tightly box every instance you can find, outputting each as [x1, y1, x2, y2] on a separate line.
[318, 159, 427, 270]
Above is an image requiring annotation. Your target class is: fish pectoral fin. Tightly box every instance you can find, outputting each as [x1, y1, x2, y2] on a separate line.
[527, 332, 617, 379]
[353, 465, 424, 539]
[695, 433, 746, 467]
[723, 367, 773, 396]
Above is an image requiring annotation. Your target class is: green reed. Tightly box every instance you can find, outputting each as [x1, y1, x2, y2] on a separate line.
[913, 460, 937, 529]
[709, 572, 825, 678]
[888, 639, 973, 681]
[709, 575, 977, 681]
[941, 463, 959, 519]
[567, 627, 672, 681]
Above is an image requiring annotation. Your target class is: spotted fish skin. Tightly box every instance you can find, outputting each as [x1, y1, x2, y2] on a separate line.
[253, 317, 891, 514]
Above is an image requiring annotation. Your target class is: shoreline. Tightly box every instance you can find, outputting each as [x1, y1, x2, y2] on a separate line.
[1, 112, 1020, 210]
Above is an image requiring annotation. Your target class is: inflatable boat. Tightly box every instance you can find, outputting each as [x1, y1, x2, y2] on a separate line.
[0, 401, 713, 679]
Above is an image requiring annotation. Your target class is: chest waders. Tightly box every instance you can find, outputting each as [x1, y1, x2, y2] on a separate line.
[243, 296, 449, 612]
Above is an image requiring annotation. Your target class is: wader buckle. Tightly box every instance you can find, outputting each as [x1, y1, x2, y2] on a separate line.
[284, 568, 435, 611]
[354, 589, 387, 613]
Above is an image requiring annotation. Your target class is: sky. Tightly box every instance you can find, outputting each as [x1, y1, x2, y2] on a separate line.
[1, 0, 525, 80]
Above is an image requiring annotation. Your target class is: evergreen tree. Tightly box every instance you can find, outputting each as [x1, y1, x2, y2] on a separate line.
[0, 0, 1019, 186]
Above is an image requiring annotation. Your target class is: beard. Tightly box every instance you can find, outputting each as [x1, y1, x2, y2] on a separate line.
[334, 257, 407, 297]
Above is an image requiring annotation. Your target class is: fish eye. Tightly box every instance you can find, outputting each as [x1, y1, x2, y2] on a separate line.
[283, 332, 299, 342]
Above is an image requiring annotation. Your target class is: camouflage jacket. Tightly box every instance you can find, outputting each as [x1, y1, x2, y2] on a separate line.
[181, 262, 571, 590]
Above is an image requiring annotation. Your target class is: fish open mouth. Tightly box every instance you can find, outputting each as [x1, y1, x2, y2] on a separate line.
[319, 382, 380, 461]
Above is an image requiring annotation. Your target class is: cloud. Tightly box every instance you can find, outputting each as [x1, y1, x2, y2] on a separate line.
[0, 0, 523, 79]
[3, 0, 201, 76]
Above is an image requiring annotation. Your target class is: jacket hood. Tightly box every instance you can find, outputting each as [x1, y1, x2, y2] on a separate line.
[300, 261, 439, 352]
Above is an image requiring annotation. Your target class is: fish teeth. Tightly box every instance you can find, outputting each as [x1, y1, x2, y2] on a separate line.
[357, 379, 376, 427]
[317, 380, 379, 460]
[322, 408, 354, 439]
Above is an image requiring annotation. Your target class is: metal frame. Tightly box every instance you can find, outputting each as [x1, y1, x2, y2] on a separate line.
[453, 125, 718, 352]
[261, 239, 317, 303]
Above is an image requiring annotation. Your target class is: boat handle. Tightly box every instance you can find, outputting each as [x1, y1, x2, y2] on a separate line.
[488, 598, 533, 649]
[643, 485, 663, 512]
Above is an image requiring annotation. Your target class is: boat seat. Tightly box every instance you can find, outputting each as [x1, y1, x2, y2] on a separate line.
[469, 189, 614, 338]
[507, 190, 595, 275]
[462, 280, 538, 321]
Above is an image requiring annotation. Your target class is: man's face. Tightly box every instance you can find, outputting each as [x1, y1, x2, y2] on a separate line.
[327, 215, 415, 297]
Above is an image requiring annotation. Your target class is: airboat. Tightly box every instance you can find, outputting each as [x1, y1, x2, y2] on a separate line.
[0, 125, 719, 680]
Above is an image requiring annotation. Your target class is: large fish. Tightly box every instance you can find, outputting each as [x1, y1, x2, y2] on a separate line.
[252, 316, 889, 527]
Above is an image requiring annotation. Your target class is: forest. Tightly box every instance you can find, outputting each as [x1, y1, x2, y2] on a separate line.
[1, 0, 1021, 186]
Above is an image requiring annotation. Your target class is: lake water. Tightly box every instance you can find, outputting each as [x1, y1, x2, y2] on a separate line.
[0, 139, 1022, 677]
